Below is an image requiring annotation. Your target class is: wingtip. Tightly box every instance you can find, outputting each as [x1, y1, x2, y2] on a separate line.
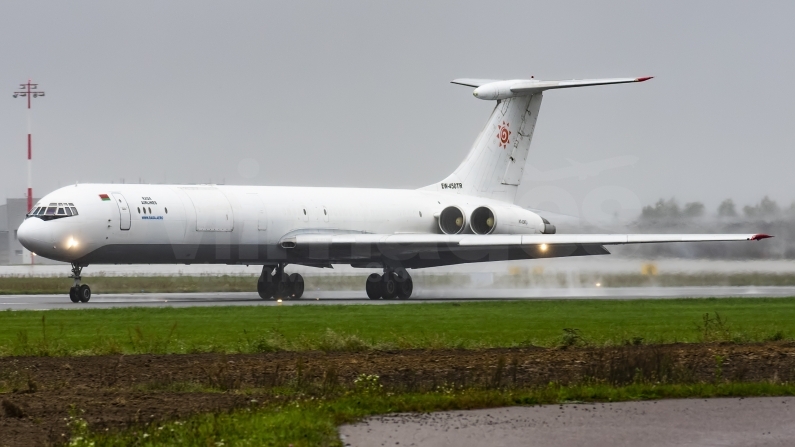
[750, 234, 774, 241]
[636, 76, 654, 82]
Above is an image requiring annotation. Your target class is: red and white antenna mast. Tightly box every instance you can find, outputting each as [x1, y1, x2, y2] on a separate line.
[12, 80, 45, 214]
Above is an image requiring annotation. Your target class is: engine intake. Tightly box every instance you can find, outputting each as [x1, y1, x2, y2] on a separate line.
[438, 206, 467, 234]
[470, 206, 496, 235]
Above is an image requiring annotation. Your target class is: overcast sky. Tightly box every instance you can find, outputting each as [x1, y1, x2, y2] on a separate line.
[0, 1, 792, 221]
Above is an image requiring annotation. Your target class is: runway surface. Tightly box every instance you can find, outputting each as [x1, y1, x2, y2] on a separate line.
[339, 397, 795, 447]
[2, 286, 795, 310]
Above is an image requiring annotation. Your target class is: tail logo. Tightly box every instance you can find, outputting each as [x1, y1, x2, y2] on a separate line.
[497, 121, 511, 148]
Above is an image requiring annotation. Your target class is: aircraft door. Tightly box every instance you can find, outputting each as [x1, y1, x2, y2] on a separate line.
[111, 193, 131, 230]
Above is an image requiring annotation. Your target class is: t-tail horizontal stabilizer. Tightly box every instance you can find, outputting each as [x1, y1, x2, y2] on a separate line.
[426, 75, 654, 203]
[451, 76, 653, 100]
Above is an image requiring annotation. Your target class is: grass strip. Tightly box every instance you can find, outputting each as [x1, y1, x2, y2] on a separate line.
[2, 298, 794, 356]
[74, 381, 795, 447]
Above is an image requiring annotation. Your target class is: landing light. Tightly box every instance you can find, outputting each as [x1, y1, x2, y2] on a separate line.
[539, 243, 548, 252]
[66, 237, 79, 249]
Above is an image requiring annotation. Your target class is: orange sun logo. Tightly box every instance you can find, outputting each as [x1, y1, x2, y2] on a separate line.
[497, 121, 511, 148]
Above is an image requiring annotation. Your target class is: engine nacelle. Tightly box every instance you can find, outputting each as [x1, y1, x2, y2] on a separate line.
[469, 205, 551, 235]
[438, 205, 467, 234]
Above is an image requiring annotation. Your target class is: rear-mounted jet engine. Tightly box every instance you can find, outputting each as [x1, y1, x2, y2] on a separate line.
[438, 206, 467, 234]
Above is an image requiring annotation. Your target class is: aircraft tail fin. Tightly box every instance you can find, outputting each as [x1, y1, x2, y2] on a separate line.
[422, 76, 652, 203]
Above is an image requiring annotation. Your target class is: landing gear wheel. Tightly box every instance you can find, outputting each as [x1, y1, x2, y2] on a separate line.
[366, 273, 382, 300]
[77, 285, 91, 303]
[381, 274, 398, 300]
[395, 272, 413, 300]
[68, 263, 86, 303]
[288, 273, 304, 300]
[274, 273, 291, 300]
[257, 274, 274, 300]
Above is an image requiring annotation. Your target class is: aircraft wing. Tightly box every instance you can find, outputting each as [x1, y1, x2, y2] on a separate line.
[280, 232, 771, 268]
[281, 233, 771, 249]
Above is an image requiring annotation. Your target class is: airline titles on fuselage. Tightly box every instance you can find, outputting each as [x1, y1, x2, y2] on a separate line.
[138, 196, 163, 220]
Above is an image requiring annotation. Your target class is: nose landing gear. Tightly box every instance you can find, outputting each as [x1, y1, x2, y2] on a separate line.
[257, 264, 304, 300]
[68, 264, 91, 303]
[366, 268, 413, 300]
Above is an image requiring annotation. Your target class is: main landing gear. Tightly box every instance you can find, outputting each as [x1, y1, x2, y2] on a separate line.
[257, 264, 304, 300]
[366, 268, 413, 300]
[68, 263, 91, 303]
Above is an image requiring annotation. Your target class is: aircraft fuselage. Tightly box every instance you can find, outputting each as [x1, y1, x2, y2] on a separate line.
[19, 183, 548, 267]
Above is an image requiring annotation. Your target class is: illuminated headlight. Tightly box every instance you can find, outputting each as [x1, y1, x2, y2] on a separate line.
[66, 237, 79, 249]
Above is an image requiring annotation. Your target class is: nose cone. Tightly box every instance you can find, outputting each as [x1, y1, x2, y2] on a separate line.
[17, 218, 52, 255]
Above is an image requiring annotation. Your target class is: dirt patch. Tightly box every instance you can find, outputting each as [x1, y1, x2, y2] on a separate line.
[2, 342, 795, 446]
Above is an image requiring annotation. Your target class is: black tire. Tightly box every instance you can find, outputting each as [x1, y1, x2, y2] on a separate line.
[274, 273, 291, 299]
[257, 274, 274, 300]
[366, 273, 382, 300]
[69, 287, 79, 303]
[381, 274, 398, 300]
[289, 273, 304, 300]
[78, 284, 91, 303]
[396, 273, 413, 300]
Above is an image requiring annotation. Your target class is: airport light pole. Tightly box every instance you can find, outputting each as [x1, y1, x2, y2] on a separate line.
[13, 80, 45, 265]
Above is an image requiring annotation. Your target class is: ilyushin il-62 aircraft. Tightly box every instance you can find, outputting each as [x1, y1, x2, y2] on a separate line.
[18, 76, 772, 303]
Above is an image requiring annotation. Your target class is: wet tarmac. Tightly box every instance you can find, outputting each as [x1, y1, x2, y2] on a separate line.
[339, 397, 795, 447]
[2, 286, 795, 310]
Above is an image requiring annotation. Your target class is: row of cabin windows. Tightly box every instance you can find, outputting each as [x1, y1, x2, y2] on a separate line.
[137, 207, 168, 214]
[27, 203, 79, 220]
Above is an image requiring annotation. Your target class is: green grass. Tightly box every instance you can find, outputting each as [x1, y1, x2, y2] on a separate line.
[2, 298, 795, 356]
[74, 381, 795, 447]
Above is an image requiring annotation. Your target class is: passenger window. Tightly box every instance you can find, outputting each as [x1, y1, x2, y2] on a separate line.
[303, 209, 306, 215]
[165, 207, 168, 214]
[137, 207, 141, 213]
[148, 207, 152, 214]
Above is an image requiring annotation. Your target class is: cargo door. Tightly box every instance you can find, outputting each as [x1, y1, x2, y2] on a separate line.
[179, 187, 234, 232]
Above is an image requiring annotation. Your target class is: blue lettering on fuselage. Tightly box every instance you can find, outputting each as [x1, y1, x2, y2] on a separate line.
[141, 215, 164, 220]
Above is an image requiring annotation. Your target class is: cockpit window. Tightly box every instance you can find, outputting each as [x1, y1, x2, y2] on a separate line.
[27, 202, 80, 220]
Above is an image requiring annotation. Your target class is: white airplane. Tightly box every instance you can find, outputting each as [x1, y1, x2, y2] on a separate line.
[17, 76, 772, 303]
